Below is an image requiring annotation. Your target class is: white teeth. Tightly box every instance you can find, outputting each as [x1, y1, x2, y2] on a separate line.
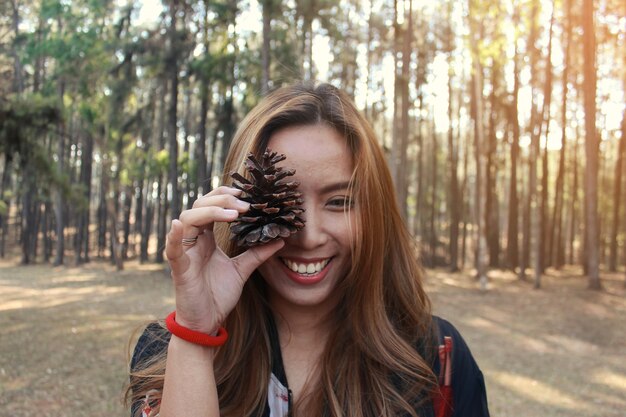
[282, 258, 330, 275]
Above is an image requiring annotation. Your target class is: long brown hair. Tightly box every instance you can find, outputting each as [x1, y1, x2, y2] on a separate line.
[126, 83, 437, 417]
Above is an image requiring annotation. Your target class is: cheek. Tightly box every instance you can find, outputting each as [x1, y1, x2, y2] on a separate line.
[334, 210, 359, 251]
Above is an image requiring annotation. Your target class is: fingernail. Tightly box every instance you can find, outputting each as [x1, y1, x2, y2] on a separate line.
[224, 209, 239, 216]
[237, 200, 250, 209]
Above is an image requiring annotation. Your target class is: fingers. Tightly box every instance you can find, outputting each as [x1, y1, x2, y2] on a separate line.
[179, 189, 249, 237]
[166, 219, 191, 277]
[179, 207, 240, 234]
[232, 239, 285, 280]
[198, 185, 244, 201]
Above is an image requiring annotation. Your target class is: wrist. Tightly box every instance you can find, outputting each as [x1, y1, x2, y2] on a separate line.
[165, 311, 228, 347]
[173, 313, 219, 336]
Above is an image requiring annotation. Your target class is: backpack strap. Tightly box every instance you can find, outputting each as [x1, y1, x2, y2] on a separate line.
[432, 335, 453, 417]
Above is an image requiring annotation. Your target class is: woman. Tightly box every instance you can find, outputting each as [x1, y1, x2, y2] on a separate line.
[126, 83, 490, 417]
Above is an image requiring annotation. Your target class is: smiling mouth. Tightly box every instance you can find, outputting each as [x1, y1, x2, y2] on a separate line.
[280, 258, 331, 275]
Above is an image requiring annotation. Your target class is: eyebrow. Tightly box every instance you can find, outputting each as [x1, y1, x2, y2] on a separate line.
[319, 180, 351, 194]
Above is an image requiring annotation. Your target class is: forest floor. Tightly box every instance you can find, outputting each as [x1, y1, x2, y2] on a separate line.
[0, 255, 625, 417]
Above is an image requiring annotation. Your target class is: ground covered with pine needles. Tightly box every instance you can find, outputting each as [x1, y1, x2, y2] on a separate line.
[1, 256, 624, 417]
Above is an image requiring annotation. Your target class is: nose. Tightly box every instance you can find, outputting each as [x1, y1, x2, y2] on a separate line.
[288, 205, 327, 249]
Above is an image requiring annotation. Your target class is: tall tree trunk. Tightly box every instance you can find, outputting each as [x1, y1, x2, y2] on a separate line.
[20, 169, 36, 264]
[167, 0, 180, 221]
[0, 155, 11, 257]
[460, 82, 470, 269]
[140, 192, 154, 263]
[156, 175, 168, 263]
[413, 91, 425, 239]
[485, 64, 500, 268]
[446, 2, 460, 271]
[609, 106, 625, 271]
[76, 131, 93, 264]
[520, 0, 540, 282]
[535, 4, 555, 285]
[261, 0, 272, 94]
[10, 0, 24, 94]
[155, 77, 168, 263]
[506, 39, 521, 270]
[97, 173, 107, 258]
[196, 2, 211, 197]
[568, 126, 581, 265]
[582, 0, 601, 290]
[122, 187, 132, 260]
[430, 120, 438, 266]
[133, 172, 145, 257]
[53, 81, 66, 266]
[197, 82, 210, 194]
[183, 85, 194, 210]
[472, 67, 488, 290]
[467, 6, 486, 283]
[535, 2, 556, 276]
[397, 0, 412, 219]
[550, 0, 572, 269]
[391, 0, 408, 218]
[469, 0, 488, 290]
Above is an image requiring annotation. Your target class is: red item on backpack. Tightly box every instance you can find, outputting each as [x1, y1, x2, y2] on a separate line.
[432, 336, 453, 417]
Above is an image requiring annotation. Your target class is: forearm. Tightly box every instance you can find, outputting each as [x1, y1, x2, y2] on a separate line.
[160, 336, 220, 417]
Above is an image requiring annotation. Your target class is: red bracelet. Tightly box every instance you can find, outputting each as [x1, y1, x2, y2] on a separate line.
[165, 311, 228, 347]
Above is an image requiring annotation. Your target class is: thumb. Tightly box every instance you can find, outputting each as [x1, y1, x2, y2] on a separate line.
[232, 239, 285, 279]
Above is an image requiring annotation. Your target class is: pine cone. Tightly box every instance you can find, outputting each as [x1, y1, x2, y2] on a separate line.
[229, 149, 305, 247]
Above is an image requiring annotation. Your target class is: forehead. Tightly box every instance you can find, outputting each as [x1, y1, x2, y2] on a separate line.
[266, 124, 353, 183]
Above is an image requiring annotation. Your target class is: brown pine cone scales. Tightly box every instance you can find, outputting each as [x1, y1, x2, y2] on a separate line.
[229, 149, 305, 247]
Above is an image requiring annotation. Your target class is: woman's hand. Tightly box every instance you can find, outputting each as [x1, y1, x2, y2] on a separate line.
[165, 186, 284, 334]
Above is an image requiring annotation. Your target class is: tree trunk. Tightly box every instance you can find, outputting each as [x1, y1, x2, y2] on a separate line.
[485, 64, 500, 268]
[468, 0, 488, 290]
[582, 0, 601, 290]
[396, 0, 412, 220]
[391, 0, 408, 218]
[550, 0, 572, 269]
[414, 91, 425, 239]
[197, 0, 211, 198]
[10, 0, 24, 94]
[20, 170, 36, 264]
[472, 67, 488, 290]
[506, 40, 521, 270]
[167, 0, 180, 221]
[429, 120, 438, 266]
[140, 193, 154, 263]
[53, 81, 66, 266]
[261, 0, 272, 94]
[76, 131, 93, 264]
[156, 174, 167, 263]
[122, 187, 132, 260]
[447, 3, 460, 271]
[460, 90, 470, 270]
[520, 0, 540, 282]
[97, 172, 107, 258]
[0, 155, 11, 257]
[609, 105, 626, 271]
[568, 127, 581, 265]
[537, 4, 555, 280]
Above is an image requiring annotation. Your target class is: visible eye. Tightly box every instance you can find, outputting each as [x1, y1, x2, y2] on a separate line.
[327, 196, 354, 210]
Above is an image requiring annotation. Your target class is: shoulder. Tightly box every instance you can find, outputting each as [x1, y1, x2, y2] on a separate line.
[432, 316, 490, 417]
[130, 321, 171, 371]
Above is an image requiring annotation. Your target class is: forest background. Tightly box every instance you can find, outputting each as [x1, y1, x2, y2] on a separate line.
[0, 0, 625, 415]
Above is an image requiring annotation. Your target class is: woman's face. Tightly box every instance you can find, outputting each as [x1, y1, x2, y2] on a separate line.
[257, 123, 356, 312]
